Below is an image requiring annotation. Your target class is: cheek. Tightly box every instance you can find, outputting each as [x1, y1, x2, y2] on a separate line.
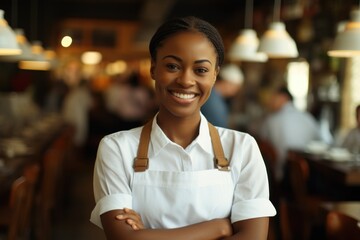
[201, 80, 215, 99]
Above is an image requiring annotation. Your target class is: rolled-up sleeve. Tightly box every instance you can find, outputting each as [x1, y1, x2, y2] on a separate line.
[90, 134, 136, 228]
[230, 136, 276, 222]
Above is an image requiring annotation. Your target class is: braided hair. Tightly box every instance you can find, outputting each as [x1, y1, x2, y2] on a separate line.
[149, 16, 225, 67]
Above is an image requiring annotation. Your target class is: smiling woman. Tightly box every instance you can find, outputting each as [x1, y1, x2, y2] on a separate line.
[90, 16, 276, 240]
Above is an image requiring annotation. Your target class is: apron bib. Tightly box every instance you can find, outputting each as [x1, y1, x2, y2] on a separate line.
[132, 120, 234, 229]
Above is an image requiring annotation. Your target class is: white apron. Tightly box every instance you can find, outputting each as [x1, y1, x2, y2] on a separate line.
[131, 121, 234, 229]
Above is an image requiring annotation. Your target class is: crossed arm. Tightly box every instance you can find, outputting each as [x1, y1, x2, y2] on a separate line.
[100, 208, 269, 240]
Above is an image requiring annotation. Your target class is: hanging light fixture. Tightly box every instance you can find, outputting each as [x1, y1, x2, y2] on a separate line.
[0, 28, 33, 62]
[328, 8, 360, 58]
[0, 9, 21, 55]
[258, 0, 299, 58]
[228, 0, 268, 62]
[18, 41, 51, 71]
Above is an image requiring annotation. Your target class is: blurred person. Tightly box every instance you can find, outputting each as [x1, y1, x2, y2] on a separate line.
[90, 16, 276, 240]
[104, 71, 157, 122]
[341, 104, 360, 153]
[61, 60, 93, 148]
[201, 63, 243, 128]
[46, 59, 83, 112]
[259, 86, 322, 182]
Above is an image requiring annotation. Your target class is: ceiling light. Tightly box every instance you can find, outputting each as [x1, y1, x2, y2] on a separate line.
[258, 0, 299, 58]
[328, 9, 360, 57]
[0, 9, 21, 55]
[19, 41, 51, 71]
[0, 28, 32, 62]
[228, 0, 267, 62]
[81, 51, 102, 65]
[229, 29, 268, 62]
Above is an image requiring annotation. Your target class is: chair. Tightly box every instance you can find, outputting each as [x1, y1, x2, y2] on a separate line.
[0, 163, 40, 240]
[35, 128, 73, 240]
[284, 151, 326, 240]
[326, 211, 360, 240]
[256, 138, 279, 203]
[256, 138, 282, 240]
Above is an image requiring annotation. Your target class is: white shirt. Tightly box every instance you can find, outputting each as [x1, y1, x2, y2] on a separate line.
[260, 103, 322, 180]
[62, 86, 92, 146]
[90, 114, 276, 229]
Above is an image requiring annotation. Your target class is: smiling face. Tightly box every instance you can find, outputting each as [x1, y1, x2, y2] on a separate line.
[151, 31, 219, 120]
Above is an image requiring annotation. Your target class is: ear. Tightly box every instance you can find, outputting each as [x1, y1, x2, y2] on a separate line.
[213, 66, 220, 83]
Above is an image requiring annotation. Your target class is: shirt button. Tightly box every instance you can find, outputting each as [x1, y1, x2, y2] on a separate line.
[182, 153, 192, 171]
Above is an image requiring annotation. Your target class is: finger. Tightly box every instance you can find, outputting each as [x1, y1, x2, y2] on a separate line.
[126, 219, 140, 230]
[119, 209, 142, 222]
[115, 214, 125, 220]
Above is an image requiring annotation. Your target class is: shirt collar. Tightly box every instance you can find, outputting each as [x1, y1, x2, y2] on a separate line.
[149, 113, 213, 156]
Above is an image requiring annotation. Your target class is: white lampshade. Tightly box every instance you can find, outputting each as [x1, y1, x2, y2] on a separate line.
[19, 41, 51, 71]
[0, 28, 32, 62]
[0, 9, 21, 56]
[328, 9, 360, 57]
[219, 64, 244, 85]
[258, 22, 299, 58]
[228, 29, 268, 62]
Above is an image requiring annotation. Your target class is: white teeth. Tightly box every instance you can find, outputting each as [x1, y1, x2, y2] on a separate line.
[172, 92, 195, 99]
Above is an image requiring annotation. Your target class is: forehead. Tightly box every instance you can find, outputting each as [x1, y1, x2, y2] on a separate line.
[157, 31, 217, 61]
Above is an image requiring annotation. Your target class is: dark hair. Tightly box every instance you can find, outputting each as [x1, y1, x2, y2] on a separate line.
[149, 16, 225, 67]
[276, 86, 293, 101]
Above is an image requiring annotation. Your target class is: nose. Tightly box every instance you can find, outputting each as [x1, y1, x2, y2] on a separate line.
[176, 69, 195, 87]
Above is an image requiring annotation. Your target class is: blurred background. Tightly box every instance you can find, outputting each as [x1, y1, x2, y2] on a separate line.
[0, 0, 360, 240]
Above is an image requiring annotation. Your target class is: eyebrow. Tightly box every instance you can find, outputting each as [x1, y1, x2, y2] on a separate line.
[162, 55, 213, 65]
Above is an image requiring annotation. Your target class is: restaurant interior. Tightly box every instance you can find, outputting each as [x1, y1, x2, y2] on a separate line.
[0, 0, 360, 239]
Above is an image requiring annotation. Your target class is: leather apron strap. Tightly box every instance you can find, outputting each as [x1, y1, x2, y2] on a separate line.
[133, 119, 230, 172]
[207, 122, 230, 171]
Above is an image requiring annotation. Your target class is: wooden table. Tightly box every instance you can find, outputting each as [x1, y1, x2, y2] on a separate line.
[321, 201, 360, 221]
[288, 149, 360, 200]
[290, 150, 360, 186]
[0, 114, 69, 197]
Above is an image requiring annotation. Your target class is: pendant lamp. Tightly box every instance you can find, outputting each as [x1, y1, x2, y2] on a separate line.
[258, 0, 299, 58]
[228, 0, 267, 62]
[0, 9, 21, 55]
[19, 41, 51, 71]
[328, 9, 360, 57]
[0, 28, 32, 62]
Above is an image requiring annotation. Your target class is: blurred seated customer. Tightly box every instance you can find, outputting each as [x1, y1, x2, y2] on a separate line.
[259, 86, 322, 182]
[201, 63, 243, 128]
[61, 60, 93, 149]
[104, 71, 157, 123]
[341, 104, 360, 153]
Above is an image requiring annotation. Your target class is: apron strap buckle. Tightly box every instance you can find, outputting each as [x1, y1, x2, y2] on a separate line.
[134, 157, 149, 172]
[215, 157, 231, 171]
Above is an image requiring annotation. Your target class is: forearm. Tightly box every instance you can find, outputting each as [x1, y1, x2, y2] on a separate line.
[114, 220, 229, 240]
[101, 210, 231, 240]
[221, 217, 269, 240]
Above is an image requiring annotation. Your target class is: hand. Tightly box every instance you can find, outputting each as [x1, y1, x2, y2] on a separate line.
[115, 208, 144, 230]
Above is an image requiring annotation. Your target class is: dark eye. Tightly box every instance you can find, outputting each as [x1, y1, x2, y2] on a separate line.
[195, 67, 209, 74]
[166, 63, 180, 71]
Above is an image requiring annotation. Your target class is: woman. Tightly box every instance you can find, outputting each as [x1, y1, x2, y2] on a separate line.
[90, 16, 276, 240]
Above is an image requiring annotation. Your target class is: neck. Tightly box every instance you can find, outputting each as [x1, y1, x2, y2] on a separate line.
[156, 112, 201, 148]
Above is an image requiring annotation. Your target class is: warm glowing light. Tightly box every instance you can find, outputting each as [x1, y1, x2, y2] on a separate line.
[81, 51, 102, 65]
[18, 41, 51, 71]
[287, 61, 309, 111]
[0, 10, 21, 55]
[106, 60, 127, 75]
[61, 36, 72, 47]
